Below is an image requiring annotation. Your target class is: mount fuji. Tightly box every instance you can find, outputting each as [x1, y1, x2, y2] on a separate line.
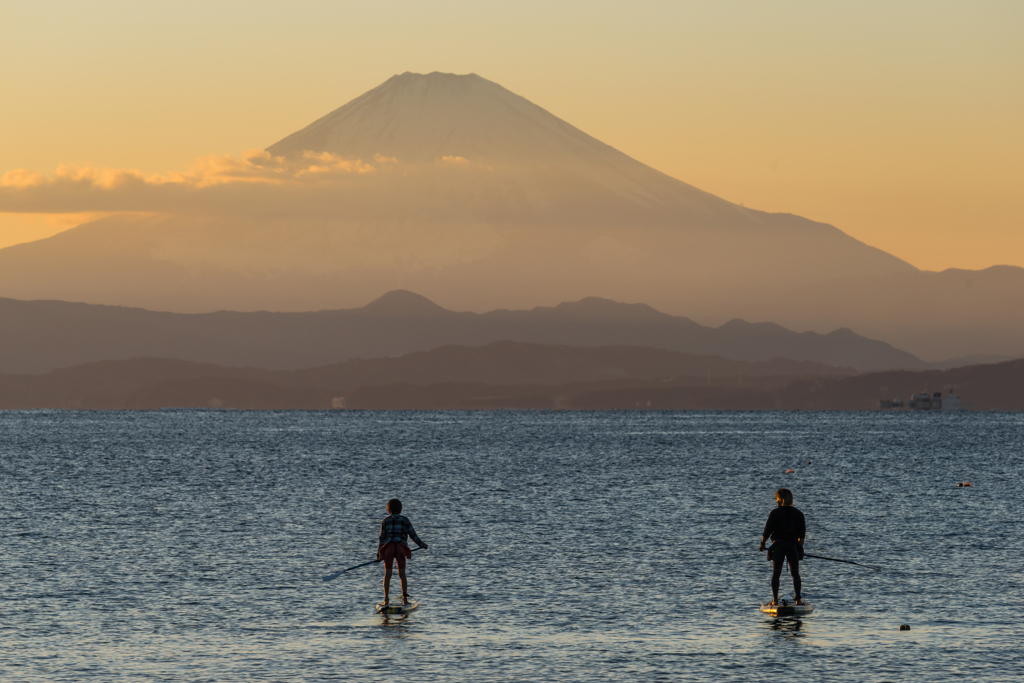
[0, 72, 1020, 360]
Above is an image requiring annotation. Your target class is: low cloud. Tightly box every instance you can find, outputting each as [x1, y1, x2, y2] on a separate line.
[0, 149, 531, 227]
[1, 150, 375, 193]
[0, 150, 384, 217]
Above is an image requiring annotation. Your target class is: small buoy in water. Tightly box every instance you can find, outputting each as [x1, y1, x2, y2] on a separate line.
[785, 469, 795, 474]
[899, 624, 911, 631]
[958, 482, 973, 487]
[807, 461, 811, 465]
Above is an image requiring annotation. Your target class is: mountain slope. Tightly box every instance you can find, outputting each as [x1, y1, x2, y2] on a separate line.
[0, 340, 853, 410]
[0, 291, 925, 374]
[1, 342, 1020, 412]
[0, 72, 1020, 359]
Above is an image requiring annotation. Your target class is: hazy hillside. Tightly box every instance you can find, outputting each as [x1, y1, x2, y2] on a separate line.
[347, 359, 1024, 411]
[778, 358, 1024, 411]
[0, 341, 1018, 412]
[0, 341, 852, 410]
[0, 290, 927, 374]
[0, 72, 1020, 360]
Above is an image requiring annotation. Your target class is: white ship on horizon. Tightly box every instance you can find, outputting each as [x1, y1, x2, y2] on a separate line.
[880, 390, 961, 411]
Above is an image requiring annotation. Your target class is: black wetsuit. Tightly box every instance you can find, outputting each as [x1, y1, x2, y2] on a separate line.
[762, 505, 806, 599]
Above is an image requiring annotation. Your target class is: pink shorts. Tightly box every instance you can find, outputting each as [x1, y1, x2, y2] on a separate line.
[379, 542, 411, 570]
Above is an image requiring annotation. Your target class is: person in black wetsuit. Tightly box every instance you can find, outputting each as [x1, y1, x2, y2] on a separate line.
[758, 488, 806, 606]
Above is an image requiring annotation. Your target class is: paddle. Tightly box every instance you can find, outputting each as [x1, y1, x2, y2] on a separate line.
[803, 552, 881, 572]
[322, 547, 425, 582]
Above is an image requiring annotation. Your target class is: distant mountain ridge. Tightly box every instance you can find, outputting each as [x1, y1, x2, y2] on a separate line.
[0, 340, 853, 410]
[0, 72, 1021, 359]
[0, 341, 1019, 412]
[1, 290, 926, 374]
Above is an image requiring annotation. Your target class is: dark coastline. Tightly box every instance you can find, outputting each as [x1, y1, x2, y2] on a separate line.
[1, 342, 1020, 411]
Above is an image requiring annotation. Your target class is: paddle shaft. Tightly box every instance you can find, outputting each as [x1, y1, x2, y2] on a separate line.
[803, 552, 880, 571]
[322, 546, 424, 582]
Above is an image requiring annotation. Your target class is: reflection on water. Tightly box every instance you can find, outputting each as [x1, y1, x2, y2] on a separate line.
[380, 615, 415, 638]
[379, 610, 417, 628]
[0, 410, 1021, 682]
[766, 616, 805, 639]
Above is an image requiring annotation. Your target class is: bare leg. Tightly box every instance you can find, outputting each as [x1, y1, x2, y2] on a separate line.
[383, 564, 392, 604]
[399, 566, 409, 603]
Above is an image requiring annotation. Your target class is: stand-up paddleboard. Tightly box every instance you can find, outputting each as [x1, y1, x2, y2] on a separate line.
[375, 599, 419, 615]
[760, 594, 812, 616]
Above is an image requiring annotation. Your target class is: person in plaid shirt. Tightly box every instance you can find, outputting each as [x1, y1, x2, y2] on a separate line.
[376, 498, 428, 606]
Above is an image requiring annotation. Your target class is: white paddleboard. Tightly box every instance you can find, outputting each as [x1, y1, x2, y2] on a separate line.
[375, 599, 419, 615]
[760, 594, 812, 616]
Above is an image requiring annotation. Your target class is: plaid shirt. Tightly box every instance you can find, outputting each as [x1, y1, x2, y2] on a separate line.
[378, 514, 424, 550]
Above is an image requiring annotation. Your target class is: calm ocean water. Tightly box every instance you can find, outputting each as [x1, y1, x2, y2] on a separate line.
[1, 410, 1021, 682]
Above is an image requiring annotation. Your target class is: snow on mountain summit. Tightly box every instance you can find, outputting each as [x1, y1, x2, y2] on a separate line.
[266, 71, 632, 166]
[265, 71, 736, 217]
[0, 71, 963, 354]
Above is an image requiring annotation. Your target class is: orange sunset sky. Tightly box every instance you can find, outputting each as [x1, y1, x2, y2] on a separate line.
[1, 1, 1021, 272]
